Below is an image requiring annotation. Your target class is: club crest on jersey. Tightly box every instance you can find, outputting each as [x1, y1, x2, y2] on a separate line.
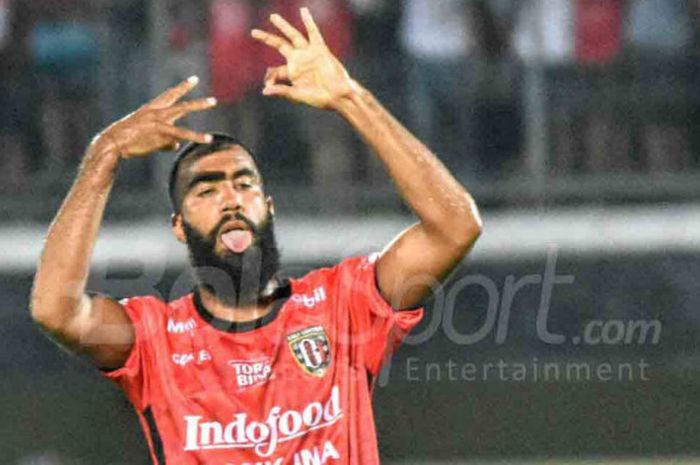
[287, 326, 331, 377]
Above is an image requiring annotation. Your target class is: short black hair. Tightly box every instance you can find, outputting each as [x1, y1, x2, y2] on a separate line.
[168, 133, 257, 213]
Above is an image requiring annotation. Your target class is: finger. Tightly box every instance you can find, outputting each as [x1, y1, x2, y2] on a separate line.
[264, 66, 289, 88]
[251, 29, 294, 57]
[262, 84, 298, 100]
[269, 13, 308, 48]
[300, 7, 325, 45]
[162, 97, 218, 122]
[150, 75, 200, 109]
[156, 123, 213, 144]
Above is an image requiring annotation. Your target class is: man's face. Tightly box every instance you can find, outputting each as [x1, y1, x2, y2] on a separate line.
[172, 146, 280, 305]
[174, 146, 270, 254]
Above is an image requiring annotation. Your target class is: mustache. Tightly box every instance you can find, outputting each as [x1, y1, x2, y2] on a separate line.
[211, 211, 259, 239]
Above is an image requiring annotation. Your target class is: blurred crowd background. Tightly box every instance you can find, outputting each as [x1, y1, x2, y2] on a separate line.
[2, 0, 700, 219]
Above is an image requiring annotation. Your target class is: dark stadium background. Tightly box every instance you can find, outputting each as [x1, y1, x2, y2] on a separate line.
[3, 1, 700, 464]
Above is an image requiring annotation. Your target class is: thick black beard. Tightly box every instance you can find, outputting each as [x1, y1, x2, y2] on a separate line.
[183, 211, 281, 307]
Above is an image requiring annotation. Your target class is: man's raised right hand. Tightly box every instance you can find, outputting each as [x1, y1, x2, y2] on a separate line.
[94, 75, 217, 159]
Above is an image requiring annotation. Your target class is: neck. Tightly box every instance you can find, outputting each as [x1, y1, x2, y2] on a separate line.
[197, 279, 280, 323]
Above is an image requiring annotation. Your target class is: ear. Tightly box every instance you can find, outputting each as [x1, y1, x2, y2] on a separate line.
[171, 213, 187, 244]
[266, 196, 275, 218]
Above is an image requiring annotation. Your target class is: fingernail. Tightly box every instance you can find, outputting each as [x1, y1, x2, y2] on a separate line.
[207, 97, 217, 105]
[188, 75, 199, 85]
[262, 87, 271, 95]
[204, 134, 213, 143]
[270, 13, 278, 20]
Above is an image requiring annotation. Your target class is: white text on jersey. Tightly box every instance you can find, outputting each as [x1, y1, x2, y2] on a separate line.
[172, 350, 211, 367]
[291, 287, 327, 309]
[183, 386, 342, 457]
[168, 317, 197, 334]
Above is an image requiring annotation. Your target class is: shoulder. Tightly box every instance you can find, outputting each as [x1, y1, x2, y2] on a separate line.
[117, 294, 192, 321]
[292, 254, 380, 287]
[292, 253, 380, 293]
[114, 294, 195, 340]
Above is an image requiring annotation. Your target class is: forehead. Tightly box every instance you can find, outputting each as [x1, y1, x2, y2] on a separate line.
[182, 146, 259, 178]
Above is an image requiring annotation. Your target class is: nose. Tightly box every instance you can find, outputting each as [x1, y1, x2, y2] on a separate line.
[220, 181, 243, 214]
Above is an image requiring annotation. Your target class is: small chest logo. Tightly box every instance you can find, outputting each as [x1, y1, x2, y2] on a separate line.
[290, 287, 327, 308]
[167, 317, 197, 334]
[228, 358, 273, 390]
[287, 326, 331, 377]
[172, 350, 211, 367]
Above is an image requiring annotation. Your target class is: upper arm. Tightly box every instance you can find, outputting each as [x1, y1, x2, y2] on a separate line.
[375, 222, 480, 309]
[39, 294, 136, 371]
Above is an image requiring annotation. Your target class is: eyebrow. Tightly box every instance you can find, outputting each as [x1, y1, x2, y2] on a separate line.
[186, 168, 260, 191]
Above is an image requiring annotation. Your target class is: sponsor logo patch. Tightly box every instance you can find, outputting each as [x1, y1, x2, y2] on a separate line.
[228, 358, 273, 390]
[183, 385, 342, 457]
[287, 326, 331, 377]
[172, 350, 211, 367]
[290, 287, 327, 308]
[167, 317, 197, 334]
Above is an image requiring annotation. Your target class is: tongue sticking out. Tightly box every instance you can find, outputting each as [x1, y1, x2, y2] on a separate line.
[221, 230, 253, 253]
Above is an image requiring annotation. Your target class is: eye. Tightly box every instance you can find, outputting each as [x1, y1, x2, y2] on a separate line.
[236, 179, 255, 190]
[196, 187, 216, 197]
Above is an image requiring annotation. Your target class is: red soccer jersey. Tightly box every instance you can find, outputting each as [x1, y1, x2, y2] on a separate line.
[104, 254, 423, 465]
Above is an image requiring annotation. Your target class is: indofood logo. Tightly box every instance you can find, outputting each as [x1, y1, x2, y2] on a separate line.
[183, 386, 342, 457]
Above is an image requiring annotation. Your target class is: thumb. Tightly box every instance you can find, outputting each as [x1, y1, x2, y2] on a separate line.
[262, 84, 299, 100]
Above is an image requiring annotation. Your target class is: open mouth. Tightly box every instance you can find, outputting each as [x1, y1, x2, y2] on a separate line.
[219, 222, 254, 253]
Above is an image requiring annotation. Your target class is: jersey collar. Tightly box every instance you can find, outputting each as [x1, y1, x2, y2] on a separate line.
[192, 278, 292, 333]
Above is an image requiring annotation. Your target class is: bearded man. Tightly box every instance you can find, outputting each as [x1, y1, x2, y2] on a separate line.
[31, 8, 482, 465]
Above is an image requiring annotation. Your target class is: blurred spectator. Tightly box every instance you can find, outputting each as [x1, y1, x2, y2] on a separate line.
[209, 0, 258, 105]
[0, 0, 45, 192]
[208, 0, 263, 154]
[399, 0, 503, 183]
[166, 0, 211, 120]
[473, 0, 522, 178]
[258, 0, 356, 212]
[512, 0, 579, 175]
[573, 0, 631, 173]
[347, 0, 401, 108]
[347, 0, 404, 190]
[99, 0, 149, 118]
[207, 0, 356, 212]
[693, 0, 700, 48]
[512, 0, 698, 177]
[28, 0, 101, 179]
[576, 0, 624, 64]
[98, 0, 152, 187]
[623, 0, 695, 173]
[627, 0, 693, 54]
[0, 0, 25, 191]
[517, 0, 627, 174]
[0, 0, 8, 48]
[512, 0, 632, 175]
[512, 0, 574, 65]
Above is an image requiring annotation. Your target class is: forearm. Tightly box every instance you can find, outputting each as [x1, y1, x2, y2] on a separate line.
[31, 136, 121, 327]
[334, 83, 481, 242]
